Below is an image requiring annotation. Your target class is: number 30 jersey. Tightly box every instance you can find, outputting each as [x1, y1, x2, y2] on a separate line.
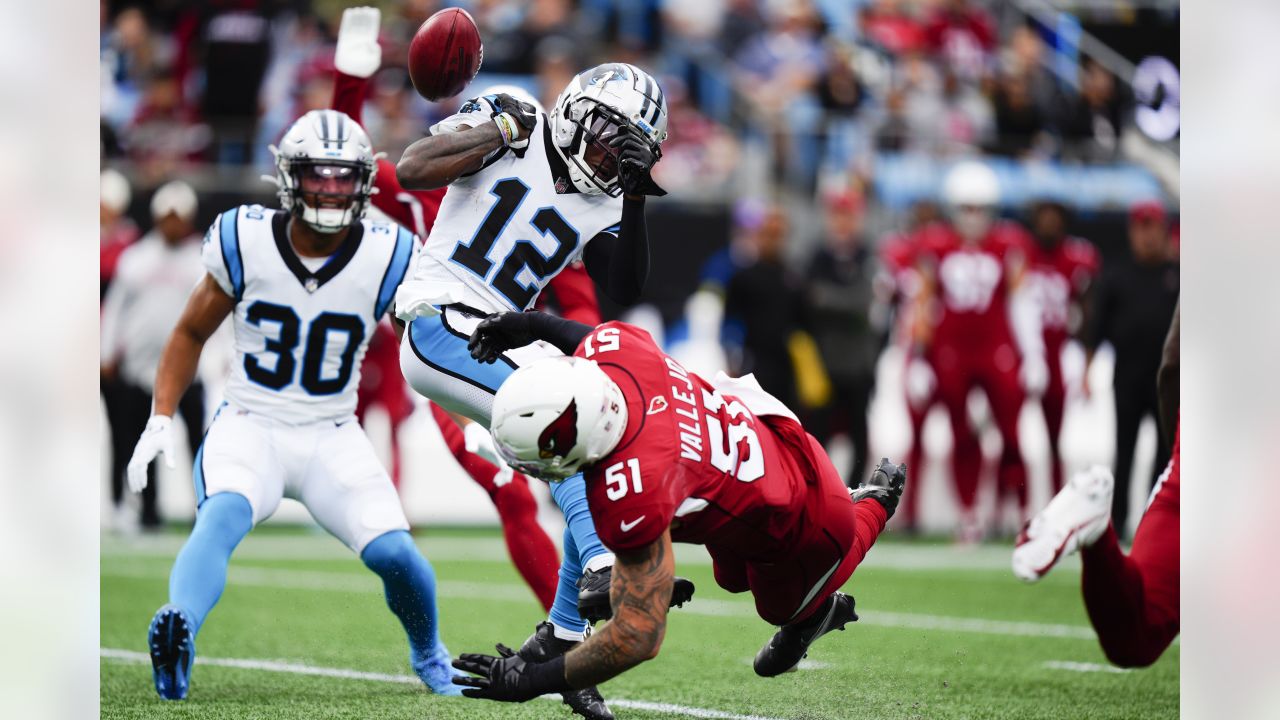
[406, 100, 623, 314]
[202, 205, 417, 424]
[577, 322, 818, 558]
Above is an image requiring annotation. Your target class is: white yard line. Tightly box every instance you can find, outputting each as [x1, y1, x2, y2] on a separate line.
[1043, 660, 1131, 674]
[100, 648, 789, 720]
[102, 565, 1101, 641]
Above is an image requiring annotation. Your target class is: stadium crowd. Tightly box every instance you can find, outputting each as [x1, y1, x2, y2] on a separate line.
[101, 0, 1177, 542]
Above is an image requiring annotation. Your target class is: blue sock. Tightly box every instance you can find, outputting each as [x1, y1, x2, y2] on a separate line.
[547, 525, 587, 636]
[550, 473, 611, 568]
[168, 492, 254, 635]
[361, 530, 441, 654]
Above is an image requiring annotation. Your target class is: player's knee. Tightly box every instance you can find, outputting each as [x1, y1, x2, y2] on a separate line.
[360, 529, 423, 575]
[195, 492, 253, 542]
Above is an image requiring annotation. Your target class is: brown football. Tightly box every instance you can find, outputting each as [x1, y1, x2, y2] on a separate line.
[407, 8, 483, 102]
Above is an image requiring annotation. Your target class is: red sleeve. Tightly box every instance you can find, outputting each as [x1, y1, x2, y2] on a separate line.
[332, 71, 371, 127]
[585, 463, 675, 552]
[545, 262, 602, 325]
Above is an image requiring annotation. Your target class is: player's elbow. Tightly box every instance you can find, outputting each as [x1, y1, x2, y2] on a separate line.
[395, 157, 441, 191]
[613, 609, 667, 664]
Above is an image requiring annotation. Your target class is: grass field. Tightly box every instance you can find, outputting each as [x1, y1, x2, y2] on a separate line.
[101, 526, 1178, 720]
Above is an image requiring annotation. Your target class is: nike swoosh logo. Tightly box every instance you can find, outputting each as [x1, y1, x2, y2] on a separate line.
[620, 516, 646, 533]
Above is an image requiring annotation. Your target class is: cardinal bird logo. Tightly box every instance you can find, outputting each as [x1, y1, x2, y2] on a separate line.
[538, 399, 579, 459]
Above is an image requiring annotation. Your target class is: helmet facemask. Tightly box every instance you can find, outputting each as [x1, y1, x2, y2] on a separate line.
[277, 157, 374, 234]
[561, 98, 648, 197]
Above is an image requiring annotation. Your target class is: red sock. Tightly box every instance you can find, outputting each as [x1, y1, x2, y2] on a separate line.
[429, 403, 559, 611]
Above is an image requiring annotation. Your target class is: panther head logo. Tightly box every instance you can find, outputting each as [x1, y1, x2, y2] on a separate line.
[537, 399, 579, 459]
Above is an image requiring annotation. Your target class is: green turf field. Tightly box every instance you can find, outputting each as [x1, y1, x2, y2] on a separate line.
[101, 526, 1178, 719]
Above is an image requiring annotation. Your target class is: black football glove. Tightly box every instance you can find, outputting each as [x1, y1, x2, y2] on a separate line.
[467, 312, 534, 364]
[850, 458, 907, 519]
[609, 125, 666, 197]
[490, 93, 538, 147]
[452, 643, 571, 702]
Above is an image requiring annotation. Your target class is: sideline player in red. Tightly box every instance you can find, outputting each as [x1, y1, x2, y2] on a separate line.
[1023, 200, 1100, 493]
[448, 312, 906, 701]
[331, 6, 564, 610]
[1013, 301, 1178, 668]
[914, 162, 1043, 539]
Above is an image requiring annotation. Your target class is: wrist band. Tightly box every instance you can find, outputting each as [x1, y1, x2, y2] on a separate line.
[493, 113, 517, 146]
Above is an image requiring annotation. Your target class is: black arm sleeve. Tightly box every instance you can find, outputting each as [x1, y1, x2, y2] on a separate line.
[527, 312, 595, 356]
[583, 197, 649, 306]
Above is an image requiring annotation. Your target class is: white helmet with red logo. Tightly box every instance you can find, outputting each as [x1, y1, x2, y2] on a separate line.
[490, 357, 628, 481]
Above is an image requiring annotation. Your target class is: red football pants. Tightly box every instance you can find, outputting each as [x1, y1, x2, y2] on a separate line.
[707, 429, 887, 627]
[1080, 430, 1180, 667]
[429, 403, 559, 611]
[931, 340, 1028, 512]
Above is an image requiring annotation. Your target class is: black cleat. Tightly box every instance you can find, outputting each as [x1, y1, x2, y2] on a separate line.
[518, 621, 614, 720]
[753, 592, 858, 677]
[577, 566, 697, 623]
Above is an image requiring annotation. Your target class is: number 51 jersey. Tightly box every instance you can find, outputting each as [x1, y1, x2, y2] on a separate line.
[577, 322, 820, 559]
[202, 205, 417, 425]
[406, 102, 623, 314]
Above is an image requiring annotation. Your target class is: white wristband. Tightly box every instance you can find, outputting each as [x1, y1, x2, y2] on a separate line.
[493, 112, 519, 146]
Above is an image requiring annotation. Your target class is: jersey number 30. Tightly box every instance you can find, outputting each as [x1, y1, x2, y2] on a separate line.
[244, 301, 364, 395]
[450, 178, 579, 310]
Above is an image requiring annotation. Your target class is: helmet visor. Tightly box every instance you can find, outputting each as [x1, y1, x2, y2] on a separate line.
[294, 162, 362, 209]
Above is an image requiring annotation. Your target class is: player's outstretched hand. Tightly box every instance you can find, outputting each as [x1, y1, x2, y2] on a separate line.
[851, 458, 907, 519]
[610, 125, 666, 197]
[491, 94, 538, 148]
[126, 415, 176, 493]
[452, 643, 568, 702]
[335, 7, 382, 79]
[468, 312, 534, 363]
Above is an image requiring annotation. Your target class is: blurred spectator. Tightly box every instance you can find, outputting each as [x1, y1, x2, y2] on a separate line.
[1023, 200, 1100, 493]
[651, 78, 741, 193]
[124, 70, 212, 184]
[923, 0, 996, 83]
[101, 5, 167, 130]
[180, 1, 278, 164]
[724, 204, 803, 410]
[100, 169, 140, 298]
[480, 0, 581, 74]
[718, 0, 768, 59]
[990, 69, 1050, 158]
[1083, 200, 1179, 538]
[100, 181, 208, 531]
[802, 192, 881, 485]
[1062, 58, 1127, 162]
[860, 0, 926, 57]
[1002, 25, 1067, 129]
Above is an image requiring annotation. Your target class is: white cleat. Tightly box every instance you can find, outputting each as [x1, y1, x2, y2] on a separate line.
[1012, 466, 1114, 582]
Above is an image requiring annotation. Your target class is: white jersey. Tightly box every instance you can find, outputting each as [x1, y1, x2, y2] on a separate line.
[202, 204, 417, 424]
[405, 99, 623, 313]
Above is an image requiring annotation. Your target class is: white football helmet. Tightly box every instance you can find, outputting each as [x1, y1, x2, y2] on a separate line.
[942, 161, 1000, 241]
[550, 63, 668, 196]
[268, 109, 377, 234]
[490, 357, 628, 481]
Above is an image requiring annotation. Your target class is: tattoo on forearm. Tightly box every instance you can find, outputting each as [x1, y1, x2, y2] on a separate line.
[564, 535, 673, 688]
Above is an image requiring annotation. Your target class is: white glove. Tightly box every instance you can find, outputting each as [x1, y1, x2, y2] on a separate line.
[127, 415, 176, 493]
[905, 358, 936, 409]
[1020, 354, 1049, 397]
[335, 7, 382, 79]
[464, 422, 514, 487]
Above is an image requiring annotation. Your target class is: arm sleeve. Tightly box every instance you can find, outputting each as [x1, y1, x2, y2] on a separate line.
[526, 312, 595, 356]
[201, 214, 236, 298]
[582, 198, 649, 306]
[331, 71, 369, 126]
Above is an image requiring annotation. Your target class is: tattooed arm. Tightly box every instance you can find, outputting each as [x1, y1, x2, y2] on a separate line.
[564, 530, 675, 688]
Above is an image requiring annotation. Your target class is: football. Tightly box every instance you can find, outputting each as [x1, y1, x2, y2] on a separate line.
[407, 7, 483, 102]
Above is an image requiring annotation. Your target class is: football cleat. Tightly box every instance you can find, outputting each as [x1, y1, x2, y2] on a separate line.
[850, 458, 907, 519]
[753, 592, 858, 678]
[1012, 465, 1114, 582]
[411, 641, 464, 696]
[518, 621, 614, 720]
[577, 567, 697, 623]
[148, 604, 196, 700]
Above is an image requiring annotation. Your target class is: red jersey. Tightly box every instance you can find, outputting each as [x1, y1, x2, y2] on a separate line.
[918, 220, 1030, 350]
[1024, 237, 1100, 348]
[578, 322, 818, 559]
